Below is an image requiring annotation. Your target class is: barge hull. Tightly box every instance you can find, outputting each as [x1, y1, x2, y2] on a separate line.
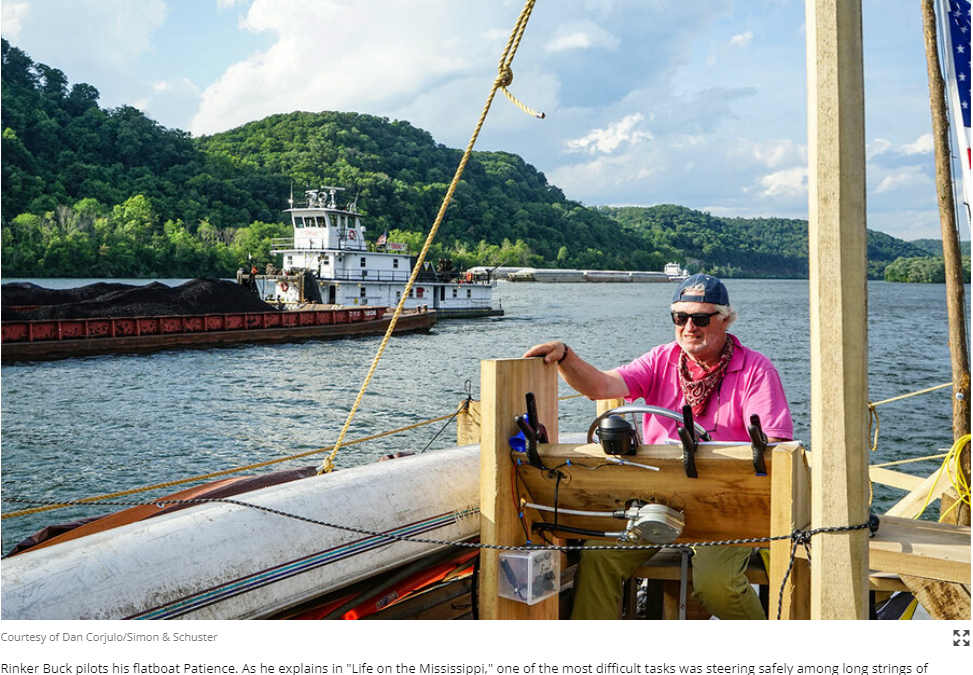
[1, 308, 436, 362]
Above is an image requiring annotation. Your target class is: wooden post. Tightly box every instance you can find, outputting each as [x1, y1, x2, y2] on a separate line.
[456, 399, 481, 445]
[921, 0, 972, 442]
[769, 442, 811, 620]
[596, 398, 626, 417]
[805, 0, 870, 619]
[479, 357, 559, 619]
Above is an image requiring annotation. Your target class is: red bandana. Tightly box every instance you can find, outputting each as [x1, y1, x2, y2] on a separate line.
[679, 337, 734, 417]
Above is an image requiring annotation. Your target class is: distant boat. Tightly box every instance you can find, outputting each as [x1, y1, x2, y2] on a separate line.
[260, 187, 502, 319]
[505, 268, 667, 283]
[664, 262, 689, 281]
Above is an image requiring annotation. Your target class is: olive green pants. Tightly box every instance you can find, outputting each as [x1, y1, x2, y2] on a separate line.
[571, 545, 765, 620]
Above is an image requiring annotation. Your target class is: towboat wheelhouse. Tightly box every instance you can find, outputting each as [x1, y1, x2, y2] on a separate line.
[263, 188, 499, 317]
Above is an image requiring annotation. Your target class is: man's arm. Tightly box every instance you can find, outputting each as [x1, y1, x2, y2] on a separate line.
[522, 341, 630, 401]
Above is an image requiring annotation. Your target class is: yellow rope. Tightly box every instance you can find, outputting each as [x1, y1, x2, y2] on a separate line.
[936, 434, 971, 522]
[501, 86, 545, 119]
[3, 411, 457, 520]
[867, 382, 951, 452]
[318, 0, 542, 474]
[911, 434, 971, 521]
[870, 382, 952, 407]
[871, 453, 949, 468]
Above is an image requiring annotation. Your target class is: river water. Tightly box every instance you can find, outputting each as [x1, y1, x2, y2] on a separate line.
[1, 278, 968, 555]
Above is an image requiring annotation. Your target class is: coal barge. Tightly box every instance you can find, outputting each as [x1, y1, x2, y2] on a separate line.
[0, 278, 436, 362]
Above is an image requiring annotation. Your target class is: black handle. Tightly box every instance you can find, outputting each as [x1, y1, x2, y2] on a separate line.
[525, 391, 548, 442]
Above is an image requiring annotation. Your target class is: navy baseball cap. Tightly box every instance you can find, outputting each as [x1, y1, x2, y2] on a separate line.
[671, 274, 729, 306]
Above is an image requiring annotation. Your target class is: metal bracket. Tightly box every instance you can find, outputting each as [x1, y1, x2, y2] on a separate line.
[514, 392, 549, 470]
[747, 414, 768, 476]
[678, 404, 698, 478]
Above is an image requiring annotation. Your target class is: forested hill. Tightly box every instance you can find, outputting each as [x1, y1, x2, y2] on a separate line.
[197, 111, 654, 271]
[0, 38, 932, 279]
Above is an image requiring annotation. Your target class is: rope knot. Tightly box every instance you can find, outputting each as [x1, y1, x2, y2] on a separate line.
[790, 529, 812, 547]
[496, 66, 514, 87]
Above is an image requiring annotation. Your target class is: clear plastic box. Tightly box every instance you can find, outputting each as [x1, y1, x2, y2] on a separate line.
[497, 549, 560, 605]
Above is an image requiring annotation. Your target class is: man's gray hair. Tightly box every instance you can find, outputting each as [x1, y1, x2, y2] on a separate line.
[716, 304, 737, 326]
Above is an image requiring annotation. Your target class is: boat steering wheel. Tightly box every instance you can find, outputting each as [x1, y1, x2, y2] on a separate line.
[586, 404, 711, 444]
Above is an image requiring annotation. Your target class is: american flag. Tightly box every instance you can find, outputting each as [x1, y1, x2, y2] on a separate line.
[376, 231, 387, 247]
[939, 0, 971, 214]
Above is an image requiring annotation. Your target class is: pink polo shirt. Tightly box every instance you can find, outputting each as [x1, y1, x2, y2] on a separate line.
[614, 334, 793, 444]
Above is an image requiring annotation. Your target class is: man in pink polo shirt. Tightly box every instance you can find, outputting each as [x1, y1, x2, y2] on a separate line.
[523, 273, 793, 619]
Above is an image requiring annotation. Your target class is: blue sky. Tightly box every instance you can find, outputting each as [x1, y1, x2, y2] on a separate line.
[2, 0, 969, 242]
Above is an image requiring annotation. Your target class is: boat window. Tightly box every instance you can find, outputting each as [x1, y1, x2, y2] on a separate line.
[360, 287, 367, 298]
[393, 259, 399, 269]
[294, 216, 304, 227]
[466, 289, 472, 298]
[452, 288, 458, 298]
[360, 257, 367, 267]
[417, 287, 424, 298]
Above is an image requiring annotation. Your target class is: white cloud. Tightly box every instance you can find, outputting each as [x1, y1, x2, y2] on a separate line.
[564, 114, 652, 155]
[867, 138, 893, 160]
[757, 167, 807, 198]
[544, 20, 620, 53]
[875, 166, 931, 194]
[1, 2, 29, 40]
[0, 0, 167, 79]
[729, 31, 753, 48]
[549, 149, 666, 202]
[901, 133, 933, 155]
[728, 138, 805, 169]
[143, 79, 202, 131]
[191, 0, 509, 135]
[546, 32, 595, 52]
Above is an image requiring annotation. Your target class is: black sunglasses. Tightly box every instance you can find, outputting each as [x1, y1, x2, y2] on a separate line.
[671, 311, 721, 327]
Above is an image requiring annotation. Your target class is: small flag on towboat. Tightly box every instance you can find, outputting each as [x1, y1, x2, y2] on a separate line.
[376, 231, 387, 247]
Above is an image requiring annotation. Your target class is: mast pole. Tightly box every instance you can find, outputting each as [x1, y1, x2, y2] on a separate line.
[921, 0, 972, 441]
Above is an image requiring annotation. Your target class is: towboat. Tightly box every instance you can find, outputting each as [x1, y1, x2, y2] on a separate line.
[257, 187, 502, 319]
[664, 262, 689, 282]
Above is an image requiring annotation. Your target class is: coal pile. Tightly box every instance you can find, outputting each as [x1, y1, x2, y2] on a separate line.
[2, 282, 136, 307]
[3, 279, 279, 321]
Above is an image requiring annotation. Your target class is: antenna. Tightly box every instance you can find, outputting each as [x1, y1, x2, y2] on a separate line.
[319, 186, 345, 209]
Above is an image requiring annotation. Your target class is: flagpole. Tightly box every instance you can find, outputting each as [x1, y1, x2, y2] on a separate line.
[922, 0, 971, 449]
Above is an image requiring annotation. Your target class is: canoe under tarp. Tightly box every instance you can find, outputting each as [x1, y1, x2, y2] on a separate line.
[0, 445, 480, 620]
